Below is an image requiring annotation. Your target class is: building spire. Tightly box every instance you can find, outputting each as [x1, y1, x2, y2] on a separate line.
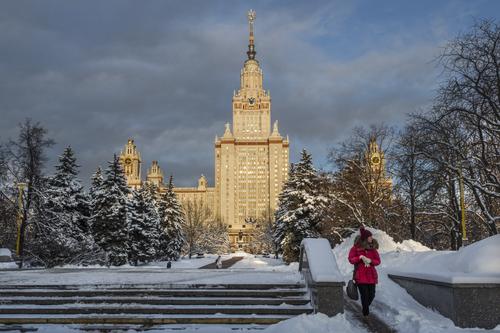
[247, 9, 256, 60]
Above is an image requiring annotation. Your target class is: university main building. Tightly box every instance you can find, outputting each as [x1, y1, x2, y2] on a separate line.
[119, 11, 289, 251]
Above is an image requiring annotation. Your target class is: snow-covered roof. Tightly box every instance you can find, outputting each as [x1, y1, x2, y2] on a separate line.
[301, 238, 343, 283]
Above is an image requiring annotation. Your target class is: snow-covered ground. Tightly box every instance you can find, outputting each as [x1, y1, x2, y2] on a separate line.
[2, 233, 500, 333]
[333, 229, 500, 333]
[0, 254, 229, 271]
[0, 253, 303, 286]
[0, 268, 302, 286]
[230, 251, 299, 272]
[55, 254, 232, 270]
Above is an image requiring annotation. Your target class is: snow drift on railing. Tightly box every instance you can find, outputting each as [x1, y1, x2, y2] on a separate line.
[301, 238, 343, 283]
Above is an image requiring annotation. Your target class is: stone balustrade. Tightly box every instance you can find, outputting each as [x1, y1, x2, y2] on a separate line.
[299, 238, 345, 316]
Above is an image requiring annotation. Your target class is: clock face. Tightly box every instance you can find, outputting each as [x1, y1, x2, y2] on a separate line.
[125, 158, 132, 165]
[371, 156, 380, 164]
[248, 97, 255, 105]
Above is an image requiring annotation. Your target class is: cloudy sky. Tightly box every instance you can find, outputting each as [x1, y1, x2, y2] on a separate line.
[1, 0, 499, 187]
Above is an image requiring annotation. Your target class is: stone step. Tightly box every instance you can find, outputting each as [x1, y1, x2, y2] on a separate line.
[0, 314, 295, 325]
[0, 288, 307, 298]
[0, 305, 313, 316]
[0, 296, 310, 306]
[0, 283, 306, 290]
[0, 324, 269, 332]
[0, 281, 313, 328]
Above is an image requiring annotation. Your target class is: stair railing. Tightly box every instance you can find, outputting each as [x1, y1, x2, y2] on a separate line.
[299, 238, 345, 316]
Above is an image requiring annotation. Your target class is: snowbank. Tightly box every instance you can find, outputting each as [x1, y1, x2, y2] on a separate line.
[388, 234, 500, 284]
[262, 313, 367, 333]
[0, 248, 16, 269]
[450, 235, 500, 274]
[301, 238, 343, 282]
[332, 227, 431, 277]
[0, 262, 17, 269]
[0, 248, 12, 257]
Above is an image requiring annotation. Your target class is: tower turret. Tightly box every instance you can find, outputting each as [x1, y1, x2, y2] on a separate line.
[231, 10, 272, 138]
[147, 160, 164, 187]
[198, 174, 207, 190]
[119, 138, 142, 189]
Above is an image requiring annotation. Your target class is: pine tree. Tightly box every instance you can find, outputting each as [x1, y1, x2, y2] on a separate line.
[275, 149, 328, 263]
[90, 167, 104, 199]
[50, 146, 90, 238]
[32, 147, 91, 267]
[157, 176, 186, 260]
[128, 187, 160, 265]
[92, 155, 129, 266]
[88, 167, 104, 229]
[274, 163, 296, 252]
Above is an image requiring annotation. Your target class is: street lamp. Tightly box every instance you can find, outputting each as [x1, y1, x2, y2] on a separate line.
[16, 182, 27, 256]
[458, 161, 469, 247]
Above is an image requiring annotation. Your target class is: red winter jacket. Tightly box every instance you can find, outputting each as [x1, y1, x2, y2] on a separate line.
[348, 241, 381, 285]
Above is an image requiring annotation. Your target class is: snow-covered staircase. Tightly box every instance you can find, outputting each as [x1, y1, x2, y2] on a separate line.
[0, 283, 312, 328]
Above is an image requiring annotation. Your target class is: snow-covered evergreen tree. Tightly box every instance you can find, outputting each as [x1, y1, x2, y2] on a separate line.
[128, 187, 160, 265]
[92, 155, 129, 266]
[157, 176, 186, 260]
[274, 149, 328, 263]
[31, 147, 91, 267]
[88, 167, 104, 229]
[90, 167, 104, 198]
[274, 163, 296, 252]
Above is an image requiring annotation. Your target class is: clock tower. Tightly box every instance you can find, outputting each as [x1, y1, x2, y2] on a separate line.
[365, 136, 392, 193]
[366, 137, 385, 176]
[119, 139, 142, 190]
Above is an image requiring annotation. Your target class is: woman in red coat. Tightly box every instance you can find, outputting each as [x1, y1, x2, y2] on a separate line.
[348, 227, 381, 316]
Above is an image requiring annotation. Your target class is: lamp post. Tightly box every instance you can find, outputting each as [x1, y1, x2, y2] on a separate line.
[458, 163, 468, 247]
[16, 182, 27, 256]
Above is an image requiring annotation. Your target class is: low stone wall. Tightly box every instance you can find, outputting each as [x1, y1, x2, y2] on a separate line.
[299, 238, 345, 316]
[389, 274, 500, 329]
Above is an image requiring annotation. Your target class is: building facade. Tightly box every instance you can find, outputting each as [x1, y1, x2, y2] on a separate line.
[119, 11, 289, 251]
[215, 10, 289, 249]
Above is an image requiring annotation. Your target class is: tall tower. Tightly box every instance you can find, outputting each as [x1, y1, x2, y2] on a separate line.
[215, 10, 289, 251]
[366, 137, 386, 177]
[146, 160, 164, 188]
[231, 9, 271, 139]
[365, 137, 392, 192]
[119, 139, 142, 189]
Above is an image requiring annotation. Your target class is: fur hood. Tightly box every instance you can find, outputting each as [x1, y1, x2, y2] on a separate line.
[353, 235, 379, 250]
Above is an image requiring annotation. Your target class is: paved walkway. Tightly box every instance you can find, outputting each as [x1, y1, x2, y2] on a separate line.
[199, 256, 244, 269]
[344, 295, 397, 333]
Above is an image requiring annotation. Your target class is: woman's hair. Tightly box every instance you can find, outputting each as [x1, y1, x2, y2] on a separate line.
[353, 236, 379, 250]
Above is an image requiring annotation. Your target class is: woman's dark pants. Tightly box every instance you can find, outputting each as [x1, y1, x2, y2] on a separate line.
[357, 284, 376, 316]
